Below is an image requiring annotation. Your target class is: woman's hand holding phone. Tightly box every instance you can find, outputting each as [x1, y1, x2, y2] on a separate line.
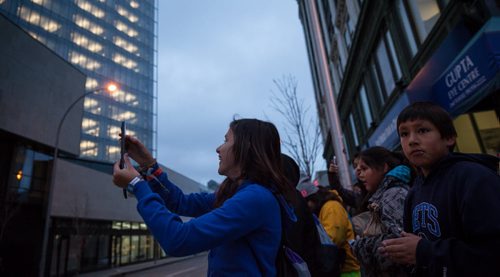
[113, 154, 141, 188]
[121, 135, 155, 168]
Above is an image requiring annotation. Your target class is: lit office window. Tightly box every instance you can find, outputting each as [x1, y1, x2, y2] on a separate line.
[113, 36, 138, 54]
[111, 89, 139, 106]
[19, 6, 39, 24]
[139, 235, 147, 260]
[84, 98, 101, 114]
[112, 222, 122, 229]
[120, 236, 130, 264]
[27, 31, 47, 44]
[80, 140, 98, 157]
[130, 1, 139, 8]
[114, 110, 136, 122]
[107, 145, 120, 156]
[74, 15, 104, 35]
[85, 78, 99, 90]
[82, 118, 99, 136]
[359, 85, 373, 128]
[40, 16, 60, 32]
[407, 0, 440, 42]
[27, 31, 38, 39]
[454, 111, 500, 155]
[107, 125, 136, 139]
[116, 5, 138, 23]
[115, 20, 138, 37]
[69, 51, 101, 70]
[19, 6, 61, 32]
[71, 32, 103, 54]
[75, 0, 105, 19]
[113, 53, 137, 70]
[107, 125, 120, 139]
[473, 110, 500, 155]
[131, 235, 139, 262]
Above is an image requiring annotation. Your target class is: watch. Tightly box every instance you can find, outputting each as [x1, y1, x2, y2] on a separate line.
[127, 176, 143, 194]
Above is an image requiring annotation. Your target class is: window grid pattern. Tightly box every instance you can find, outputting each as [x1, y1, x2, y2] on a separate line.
[0, 0, 157, 163]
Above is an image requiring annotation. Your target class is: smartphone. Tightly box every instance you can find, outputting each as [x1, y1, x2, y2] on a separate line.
[119, 121, 126, 169]
[332, 156, 337, 165]
[120, 121, 127, 198]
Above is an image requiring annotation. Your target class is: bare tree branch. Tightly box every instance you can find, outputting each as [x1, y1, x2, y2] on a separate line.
[271, 75, 322, 178]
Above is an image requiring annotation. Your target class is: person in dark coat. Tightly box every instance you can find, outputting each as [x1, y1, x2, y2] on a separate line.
[281, 154, 323, 276]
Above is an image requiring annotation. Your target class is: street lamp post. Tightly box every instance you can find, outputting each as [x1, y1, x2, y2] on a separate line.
[39, 84, 117, 277]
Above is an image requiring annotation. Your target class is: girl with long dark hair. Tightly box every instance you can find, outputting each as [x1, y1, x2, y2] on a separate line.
[350, 146, 412, 277]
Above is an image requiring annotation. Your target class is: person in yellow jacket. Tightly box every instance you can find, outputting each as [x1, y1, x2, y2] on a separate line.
[297, 179, 361, 277]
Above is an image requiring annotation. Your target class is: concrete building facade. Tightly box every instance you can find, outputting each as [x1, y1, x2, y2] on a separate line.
[0, 0, 158, 163]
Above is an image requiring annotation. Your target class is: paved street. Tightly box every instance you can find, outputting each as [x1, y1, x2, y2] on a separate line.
[126, 253, 208, 277]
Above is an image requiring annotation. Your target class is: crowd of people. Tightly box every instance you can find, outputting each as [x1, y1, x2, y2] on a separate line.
[112, 102, 500, 276]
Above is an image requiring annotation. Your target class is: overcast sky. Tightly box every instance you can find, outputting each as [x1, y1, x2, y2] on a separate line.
[156, 1, 321, 185]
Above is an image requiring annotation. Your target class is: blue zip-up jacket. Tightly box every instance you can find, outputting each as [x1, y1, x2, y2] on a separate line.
[132, 164, 284, 276]
[403, 153, 500, 276]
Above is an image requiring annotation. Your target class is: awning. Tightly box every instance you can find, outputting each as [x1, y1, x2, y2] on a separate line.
[432, 17, 500, 116]
[405, 17, 500, 116]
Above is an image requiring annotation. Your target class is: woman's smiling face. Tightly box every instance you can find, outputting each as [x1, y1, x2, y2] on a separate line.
[216, 128, 241, 180]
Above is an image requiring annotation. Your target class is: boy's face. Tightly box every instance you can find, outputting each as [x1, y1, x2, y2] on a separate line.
[398, 119, 456, 176]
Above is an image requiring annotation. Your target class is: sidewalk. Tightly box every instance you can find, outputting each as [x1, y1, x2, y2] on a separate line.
[79, 253, 206, 277]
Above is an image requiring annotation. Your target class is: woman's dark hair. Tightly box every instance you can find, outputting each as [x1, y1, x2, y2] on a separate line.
[305, 186, 341, 215]
[281, 153, 300, 188]
[214, 119, 295, 207]
[359, 146, 415, 182]
[397, 102, 457, 150]
[358, 146, 405, 172]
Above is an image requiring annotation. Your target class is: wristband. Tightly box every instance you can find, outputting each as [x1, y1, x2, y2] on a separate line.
[127, 176, 143, 194]
[139, 159, 157, 173]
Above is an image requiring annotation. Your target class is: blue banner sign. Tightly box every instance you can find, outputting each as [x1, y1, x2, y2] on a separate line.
[432, 18, 500, 115]
[405, 21, 472, 104]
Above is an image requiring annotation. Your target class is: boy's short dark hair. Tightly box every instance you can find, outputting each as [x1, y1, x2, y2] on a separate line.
[397, 101, 458, 140]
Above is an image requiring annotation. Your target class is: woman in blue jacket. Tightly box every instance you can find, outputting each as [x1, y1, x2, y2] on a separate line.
[112, 118, 296, 276]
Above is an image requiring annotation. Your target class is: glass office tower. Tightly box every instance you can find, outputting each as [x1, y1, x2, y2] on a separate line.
[0, 0, 157, 162]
